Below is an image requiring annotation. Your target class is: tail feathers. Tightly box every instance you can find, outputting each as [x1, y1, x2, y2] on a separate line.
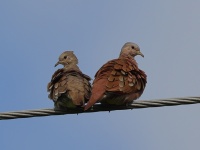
[84, 79, 106, 110]
[84, 98, 96, 111]
[84, 90, 105, 110]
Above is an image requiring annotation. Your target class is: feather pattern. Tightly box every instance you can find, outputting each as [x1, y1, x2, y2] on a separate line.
[47, 51, 91, 110]
[85, 42, 147, 110]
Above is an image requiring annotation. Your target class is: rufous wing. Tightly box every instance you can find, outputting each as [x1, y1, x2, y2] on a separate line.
[84, 58, 147, 110]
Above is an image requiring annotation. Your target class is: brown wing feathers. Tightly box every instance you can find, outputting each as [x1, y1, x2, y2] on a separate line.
[84, 42, 147, 110]
[48, 43, 146, 111]
[47, 51, 92, 110]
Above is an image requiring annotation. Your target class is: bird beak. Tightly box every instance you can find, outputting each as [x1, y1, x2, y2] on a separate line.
[137, 51, 144, 57]
[54, 61, 60, 67]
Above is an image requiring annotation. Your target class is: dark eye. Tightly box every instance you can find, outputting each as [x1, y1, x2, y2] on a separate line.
[64, 56, 67, 59]
[131, 46, 135, 49]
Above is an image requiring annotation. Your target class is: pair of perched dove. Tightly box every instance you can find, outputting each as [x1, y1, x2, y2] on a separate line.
[47, 42, 147, 111]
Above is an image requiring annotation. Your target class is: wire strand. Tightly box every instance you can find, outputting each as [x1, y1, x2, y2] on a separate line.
[1, 96, 200, 120]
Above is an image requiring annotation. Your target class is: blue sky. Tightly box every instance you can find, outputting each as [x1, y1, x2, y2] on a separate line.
[1, 1, 200, 150]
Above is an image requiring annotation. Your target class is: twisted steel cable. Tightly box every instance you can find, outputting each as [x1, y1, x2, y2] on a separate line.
[1, 96, 200, 120]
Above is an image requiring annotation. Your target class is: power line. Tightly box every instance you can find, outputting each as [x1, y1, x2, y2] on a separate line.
[1, 96, 200, 120]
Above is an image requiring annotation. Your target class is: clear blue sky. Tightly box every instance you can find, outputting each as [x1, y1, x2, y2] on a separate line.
[1, 1, 200, 150]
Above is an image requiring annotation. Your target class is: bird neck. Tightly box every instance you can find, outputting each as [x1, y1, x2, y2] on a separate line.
[63, 63, 80, 72]
[119, 54, 138, 66]
[119, 53, 134, 59]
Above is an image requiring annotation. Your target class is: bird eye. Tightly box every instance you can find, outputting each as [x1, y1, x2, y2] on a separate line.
[64, 56, 67, 59]
[131, 46, 135, 49]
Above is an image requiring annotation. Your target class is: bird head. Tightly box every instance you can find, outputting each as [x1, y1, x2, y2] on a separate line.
[120, 42, 144, 58]
[55, 51, 78, 67]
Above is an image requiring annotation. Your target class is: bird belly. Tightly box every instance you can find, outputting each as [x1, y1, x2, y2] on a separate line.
[100, 93, 127, 105]
[54, 95, 77, 110]
[100, 91, 142, 106]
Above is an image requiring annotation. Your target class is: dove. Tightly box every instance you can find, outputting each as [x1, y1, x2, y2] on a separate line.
[47, 51, 91, 110]
[84, 42, 147, 110]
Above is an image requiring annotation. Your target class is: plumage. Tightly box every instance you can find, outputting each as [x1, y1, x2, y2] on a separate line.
[47, 51, 91, 110]
[84, 42, 147, 110]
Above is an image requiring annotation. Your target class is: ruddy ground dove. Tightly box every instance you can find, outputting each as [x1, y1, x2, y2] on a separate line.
[47, 51, 91, 110]
[84, 42, 147, 110]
